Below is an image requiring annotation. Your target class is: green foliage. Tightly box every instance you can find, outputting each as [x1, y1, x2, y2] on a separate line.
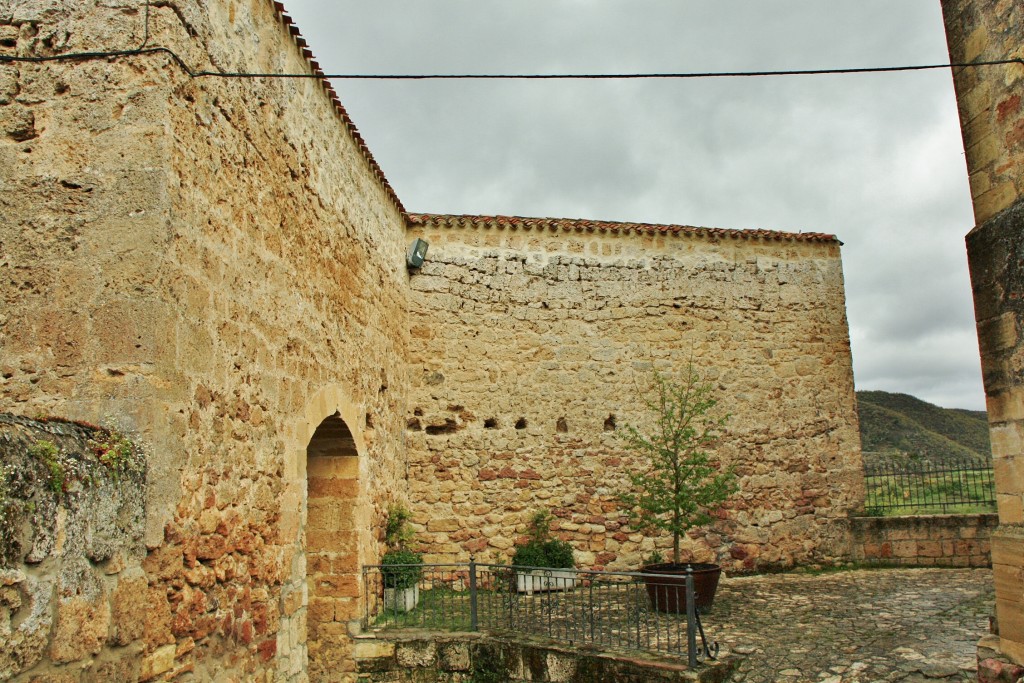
[645, 549, 665, 566]
[380, 549, 423, 589]
[510, 542, 548, 567]
[384, 504, 415, 549]
[381, 504, 423, 588]
[540, 539, 575, 569]
[28, 440, 65, 494]
[0, 462, 25, 564]
[88, 429, 145, 481]
[857, 391, 991, 464]
[511, 509, 575, 568]
[617, 366, 738, 566]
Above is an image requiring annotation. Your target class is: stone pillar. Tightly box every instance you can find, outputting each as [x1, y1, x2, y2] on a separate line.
[940, 0, 1024, 665]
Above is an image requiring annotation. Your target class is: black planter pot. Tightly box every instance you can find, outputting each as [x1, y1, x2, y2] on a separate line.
[640, 562, 722, 614]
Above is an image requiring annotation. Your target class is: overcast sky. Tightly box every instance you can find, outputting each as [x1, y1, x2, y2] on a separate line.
[282, 1, 983, 410]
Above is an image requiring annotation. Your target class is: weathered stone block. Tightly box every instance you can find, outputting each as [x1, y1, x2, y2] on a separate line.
[139, 643, 176, 682]
[110, 568, 148, 646]
[50, 593, 111, 663]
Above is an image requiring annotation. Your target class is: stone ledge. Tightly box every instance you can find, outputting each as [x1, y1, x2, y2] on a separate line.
[353, 632, 740, 682]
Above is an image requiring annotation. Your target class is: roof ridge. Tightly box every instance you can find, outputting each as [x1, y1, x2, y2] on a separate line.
[406, 213, 840, 244]
[270, 1, 406, 217]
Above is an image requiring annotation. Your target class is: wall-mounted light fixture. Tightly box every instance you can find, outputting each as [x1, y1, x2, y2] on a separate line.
[407, 238, 429, 269]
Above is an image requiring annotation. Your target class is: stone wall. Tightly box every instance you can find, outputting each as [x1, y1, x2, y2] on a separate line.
[849, 514, 997, 567]
[1, 1, 411, 681]
[941, 0, 1024, 667]
[351, 633, 738, 682]
[406, 215, 863, 574]
[1, 415, 149, 682]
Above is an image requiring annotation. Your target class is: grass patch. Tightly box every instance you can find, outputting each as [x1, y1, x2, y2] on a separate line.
[864, 466, 995, 516]
[372, 586, 476, 630]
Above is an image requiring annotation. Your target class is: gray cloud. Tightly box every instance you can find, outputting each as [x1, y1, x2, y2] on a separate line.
[285, 1, 985, 409]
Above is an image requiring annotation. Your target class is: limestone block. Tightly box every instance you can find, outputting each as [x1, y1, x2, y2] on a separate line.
[139, 643, 177, 682]
[395, 640, 437, 668]
[437, 641, 471, 671]
[110, 568, 148, 646]
[0, 574, 53, 680]
[50, 592, 111, 662]
[352, 639, 396, 660]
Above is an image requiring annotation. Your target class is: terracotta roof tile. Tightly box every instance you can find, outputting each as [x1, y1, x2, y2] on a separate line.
[268, 2, 839, 245]
[270, 1, 406, 216]
[406, 214, 840, 244]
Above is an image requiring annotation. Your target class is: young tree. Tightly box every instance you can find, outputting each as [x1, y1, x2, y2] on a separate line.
[617, 365, 738, 567]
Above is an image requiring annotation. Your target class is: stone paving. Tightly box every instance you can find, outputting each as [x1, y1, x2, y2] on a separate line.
[707, 567, 994, 683]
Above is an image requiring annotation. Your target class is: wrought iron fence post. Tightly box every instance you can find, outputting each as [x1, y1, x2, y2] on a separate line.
[469, 555, 479, 632]
[685, 568, 697, 668]
[362, 565, 369, 629]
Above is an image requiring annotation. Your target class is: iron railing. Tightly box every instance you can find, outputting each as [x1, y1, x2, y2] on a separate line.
[864, 457, 996, 515]
[362, 561, 719, 667]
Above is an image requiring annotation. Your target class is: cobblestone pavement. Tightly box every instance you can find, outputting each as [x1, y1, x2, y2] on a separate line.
[708, 567, 994, 683]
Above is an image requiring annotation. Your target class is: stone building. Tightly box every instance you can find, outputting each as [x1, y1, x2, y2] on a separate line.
[940, 0, 1024, 675]
[405, 214, 861, 572]
[0, 0, 863, 681]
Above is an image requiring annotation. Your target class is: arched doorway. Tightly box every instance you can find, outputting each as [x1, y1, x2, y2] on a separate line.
[305, 412, 362, 678]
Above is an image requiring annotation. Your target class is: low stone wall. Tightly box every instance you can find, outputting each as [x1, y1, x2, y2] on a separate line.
[849, 514, 998, 567]
[352, 633, 739, 683]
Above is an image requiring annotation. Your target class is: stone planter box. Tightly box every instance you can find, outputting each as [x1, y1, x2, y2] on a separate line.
[515, 569, 580, 595]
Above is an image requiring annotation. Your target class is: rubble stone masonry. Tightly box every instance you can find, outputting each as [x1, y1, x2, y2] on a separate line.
[406, 216, 863, 574]
[941, 0, 1024, 668]
[1, 1, 410, 681]
[1, 0, 865, 680]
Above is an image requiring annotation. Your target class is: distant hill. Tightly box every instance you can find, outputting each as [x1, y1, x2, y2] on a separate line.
[857, 390, 991, 465]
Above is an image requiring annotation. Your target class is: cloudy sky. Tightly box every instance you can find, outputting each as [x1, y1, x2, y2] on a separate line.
[283, 1, 983, 410]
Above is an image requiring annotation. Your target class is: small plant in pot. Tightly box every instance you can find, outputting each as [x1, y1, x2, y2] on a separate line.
[380, 504, 423, 612]
[511, 509, 578, 594]
[616, 365, 738, 614]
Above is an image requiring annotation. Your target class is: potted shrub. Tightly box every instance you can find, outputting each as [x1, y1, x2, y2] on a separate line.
[616, 365, 738, 613]
[380, 504, 423, 612]
[511, 510, 579, 594]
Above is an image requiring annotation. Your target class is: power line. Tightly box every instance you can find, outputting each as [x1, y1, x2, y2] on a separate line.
[2, 48, 1021, 80]
[1, 0, 1019, 82]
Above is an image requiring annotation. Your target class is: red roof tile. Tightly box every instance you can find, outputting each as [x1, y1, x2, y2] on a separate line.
[406, 214, 840, 244]
[268, 2, 840, 246]
[270, 1, 406, 216]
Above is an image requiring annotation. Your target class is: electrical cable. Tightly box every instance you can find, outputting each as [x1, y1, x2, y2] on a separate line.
[0, 0, 1019, 82]
[2, 49, 1021, 80]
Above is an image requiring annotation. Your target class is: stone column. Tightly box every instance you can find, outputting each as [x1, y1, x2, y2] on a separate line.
[940, 0, 1024, 666]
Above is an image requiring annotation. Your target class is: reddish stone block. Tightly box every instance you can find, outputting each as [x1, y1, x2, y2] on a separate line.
[978, 657, 1024, 683]
[257, 638, 277, 663]
[998, 95, 1022, 122]
[465, 538, 488, 553]
[316, 573, 360, 598]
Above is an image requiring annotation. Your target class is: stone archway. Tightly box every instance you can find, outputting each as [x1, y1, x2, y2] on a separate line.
[277, 387, 370, 681]
[305, 412, 362, 677]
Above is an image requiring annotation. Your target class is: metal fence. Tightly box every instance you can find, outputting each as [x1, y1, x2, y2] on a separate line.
[362, 561, 719, 667]
[863, 457, 996, 515]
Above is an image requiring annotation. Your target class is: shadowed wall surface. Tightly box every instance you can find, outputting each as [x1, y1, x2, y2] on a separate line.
[941, 0, 1024, 667]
